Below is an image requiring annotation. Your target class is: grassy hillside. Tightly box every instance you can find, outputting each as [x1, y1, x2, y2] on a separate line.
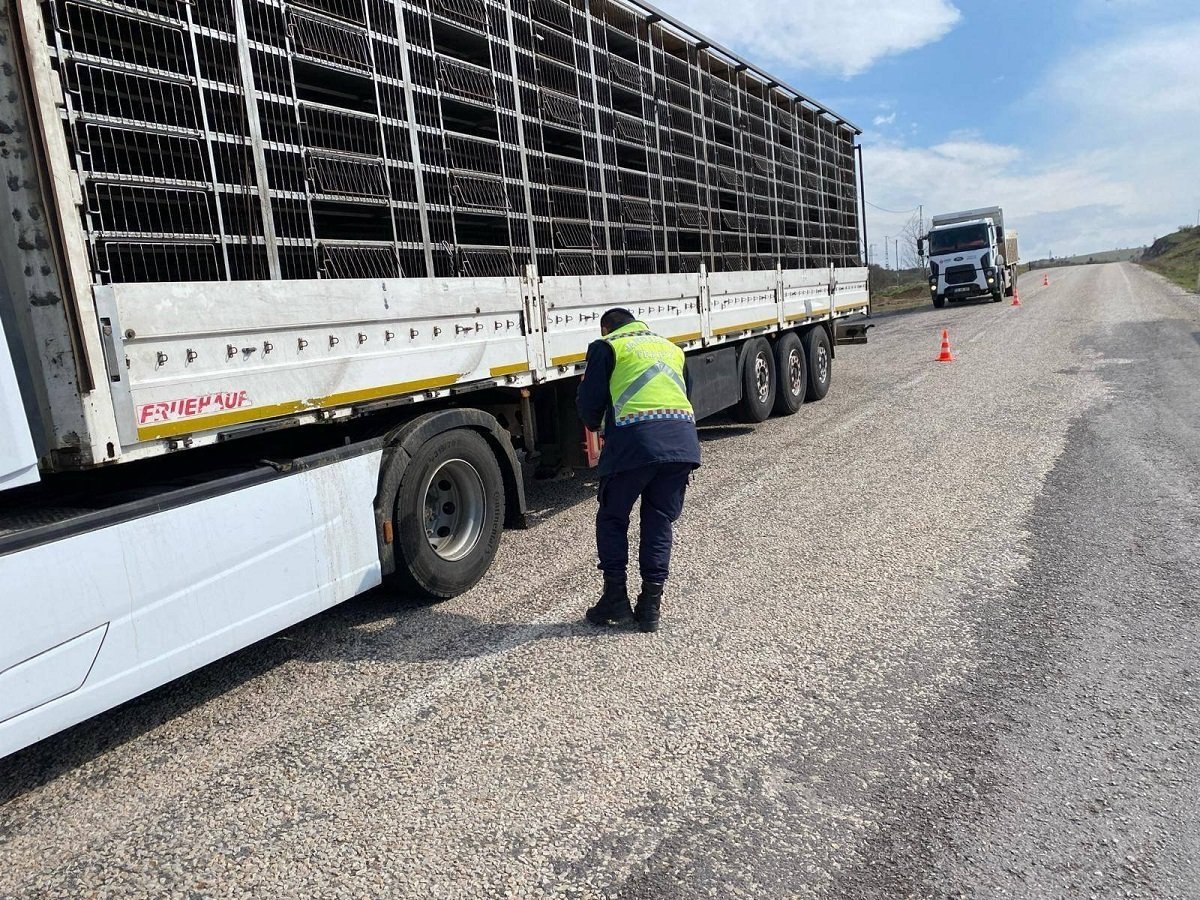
[1025, 247, 1144, 270]
[1139, 227, 1200, 292]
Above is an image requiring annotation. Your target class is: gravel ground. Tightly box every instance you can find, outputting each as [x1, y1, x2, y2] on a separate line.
[1, 263, 1196, 899]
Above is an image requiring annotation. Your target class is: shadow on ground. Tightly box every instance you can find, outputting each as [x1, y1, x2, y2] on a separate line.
[0, 586, 625, 803]
[2, 410, 761, 798]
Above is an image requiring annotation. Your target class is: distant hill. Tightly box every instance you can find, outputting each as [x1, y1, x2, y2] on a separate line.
[1139, 227, 1200, 292]
[1025, 247, 1145, 270]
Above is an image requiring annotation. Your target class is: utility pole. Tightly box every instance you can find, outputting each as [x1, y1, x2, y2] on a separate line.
[895, 237, 900, 285]
[884, 236, 889, 270]
[918, 204, 924, 265]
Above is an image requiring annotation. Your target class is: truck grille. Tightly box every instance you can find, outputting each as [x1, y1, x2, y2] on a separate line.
[945, 265, 977, 285]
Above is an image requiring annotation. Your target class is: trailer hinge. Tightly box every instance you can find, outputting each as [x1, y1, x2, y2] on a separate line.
[97, 318, 122, 383]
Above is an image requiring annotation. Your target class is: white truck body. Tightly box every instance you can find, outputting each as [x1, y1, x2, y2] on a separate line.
[1, 447, 383, 758]
[923, 206, 1019, 307]
[0, 0, 870, 760]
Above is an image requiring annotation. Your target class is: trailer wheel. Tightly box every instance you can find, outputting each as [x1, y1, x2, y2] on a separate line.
[772, 332, 806, 416]
[387, 429, 505, 600]
[803, 327, 832, 402]
[733, 337, 776, 423]
[933, 293, 946, 309]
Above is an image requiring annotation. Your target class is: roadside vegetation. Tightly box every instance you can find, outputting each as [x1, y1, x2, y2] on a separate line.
[869, 264, 929, 313]
[1138, 226, 1200, 292]
[1024, 247, 1144, 271]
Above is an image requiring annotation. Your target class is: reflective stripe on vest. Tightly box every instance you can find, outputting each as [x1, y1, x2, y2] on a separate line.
[603, 321, 694, 427]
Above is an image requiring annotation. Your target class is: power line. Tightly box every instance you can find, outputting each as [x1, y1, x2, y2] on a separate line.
[864, 200, 922, 215]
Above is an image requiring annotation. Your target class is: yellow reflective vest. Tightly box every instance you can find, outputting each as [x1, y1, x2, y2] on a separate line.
[603, 321, 694, 427]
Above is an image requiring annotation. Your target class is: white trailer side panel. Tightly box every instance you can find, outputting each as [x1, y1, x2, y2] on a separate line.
[538, 272, 706, 368]
[707, 270, 785, 338]
[92, 268, 869, 454]
[782, 268, 833, 324]
[834, 267, 871, 312]
[95, 276, 537, 445]
[0, 450, 382, 759]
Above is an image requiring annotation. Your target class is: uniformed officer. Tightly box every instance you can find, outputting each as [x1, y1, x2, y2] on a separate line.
[576, 307, 701, 632]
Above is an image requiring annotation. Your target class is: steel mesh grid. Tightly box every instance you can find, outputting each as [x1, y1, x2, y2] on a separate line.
[41, 0, 860, 283]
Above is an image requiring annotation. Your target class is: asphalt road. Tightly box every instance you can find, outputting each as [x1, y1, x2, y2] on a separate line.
[2, 263, 1197, 899]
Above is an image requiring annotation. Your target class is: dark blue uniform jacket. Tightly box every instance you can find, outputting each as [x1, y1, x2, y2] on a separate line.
[575, 339, 703, 478]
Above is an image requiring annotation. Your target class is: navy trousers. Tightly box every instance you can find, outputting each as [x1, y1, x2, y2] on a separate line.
[596, 462, 692, 584]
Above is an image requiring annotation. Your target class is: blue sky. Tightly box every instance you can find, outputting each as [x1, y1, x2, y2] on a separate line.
[656, 0, 1200, 263]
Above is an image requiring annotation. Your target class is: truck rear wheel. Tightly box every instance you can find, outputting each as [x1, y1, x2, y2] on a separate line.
[387, 429, 505, 600]
[733, 337, 776, 423]
[772, 332, 806, 416]
[802, 327, 832, 402]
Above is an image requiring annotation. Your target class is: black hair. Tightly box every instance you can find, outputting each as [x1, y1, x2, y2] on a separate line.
[600, 307, 636, 332]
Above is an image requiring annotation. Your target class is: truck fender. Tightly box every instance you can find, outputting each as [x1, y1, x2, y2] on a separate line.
[374, 408, 528, 577]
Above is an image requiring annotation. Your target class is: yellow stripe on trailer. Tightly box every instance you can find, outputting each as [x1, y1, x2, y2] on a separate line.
[489, 361, 530, 377]
[712, 317, 778, 336]
[551, 351, 588, 366]
[137, 373, 462, 441]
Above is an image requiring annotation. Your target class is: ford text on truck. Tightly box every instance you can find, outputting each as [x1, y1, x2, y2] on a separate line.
[0, 0, 869, 758]
[920, 206, 1019, 308]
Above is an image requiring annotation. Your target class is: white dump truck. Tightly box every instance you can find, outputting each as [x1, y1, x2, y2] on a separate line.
[0, 0, 870, 759]
[920, 207, 1019, 308]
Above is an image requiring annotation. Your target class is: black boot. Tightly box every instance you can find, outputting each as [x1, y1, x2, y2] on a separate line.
[635, 582, 664, 633]
[585, 577, 633, 626]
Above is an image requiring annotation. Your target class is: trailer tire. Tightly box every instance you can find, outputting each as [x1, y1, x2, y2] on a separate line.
[933, 293, 946, 309]
[733, 337, 776, 423]
[803, 327, 832, 402]
[387, 428, 505, 600]
[772, 332, 806, 416]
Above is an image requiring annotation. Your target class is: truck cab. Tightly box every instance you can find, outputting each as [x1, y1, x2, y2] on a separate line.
[920, 207, 1018, 309]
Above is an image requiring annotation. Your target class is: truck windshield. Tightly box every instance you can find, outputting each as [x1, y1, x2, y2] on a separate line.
[929, 224, 989, 255]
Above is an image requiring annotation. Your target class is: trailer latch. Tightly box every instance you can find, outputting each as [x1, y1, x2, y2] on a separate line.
[834, 321, 873, 345]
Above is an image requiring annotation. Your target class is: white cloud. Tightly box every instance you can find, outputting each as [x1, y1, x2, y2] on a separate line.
[653, 0, 962, 78]
[864, 18, 1200, 259]
[1041, 20, 1200, 123]
[861, 140, 1139, 261]
[873, 112, 897, 126]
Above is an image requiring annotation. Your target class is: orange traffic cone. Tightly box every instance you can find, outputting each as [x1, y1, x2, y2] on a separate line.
[1011, 287, 1021, 307]
[936, 329, 955, 362]
[1042, 273, 1049, 287]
